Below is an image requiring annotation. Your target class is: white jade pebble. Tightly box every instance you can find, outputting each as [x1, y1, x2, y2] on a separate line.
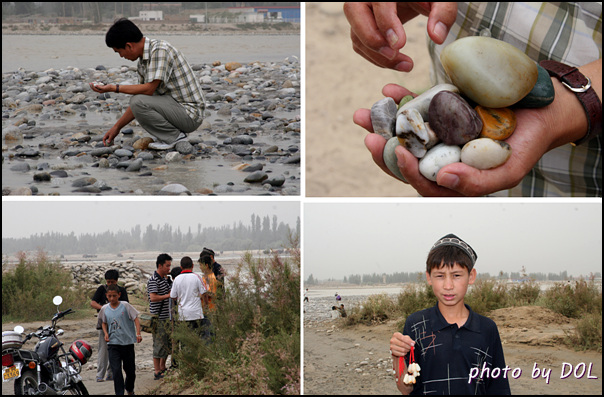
[461, 138, 512, 170]
[419, 143, 461, 182]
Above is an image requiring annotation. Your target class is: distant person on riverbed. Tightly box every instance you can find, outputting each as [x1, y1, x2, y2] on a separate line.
[90, 18, 206, 150]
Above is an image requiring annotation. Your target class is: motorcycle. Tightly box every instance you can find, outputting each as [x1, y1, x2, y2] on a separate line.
[2, 296, 92, 395]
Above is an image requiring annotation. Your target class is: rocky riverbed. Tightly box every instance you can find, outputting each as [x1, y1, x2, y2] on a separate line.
[2, 58, 300, 196]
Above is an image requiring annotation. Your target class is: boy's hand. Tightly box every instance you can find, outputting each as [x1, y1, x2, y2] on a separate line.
[104, 334, 110, 342]
[390, 332, 415, 357]
[136, 334, 142, 343]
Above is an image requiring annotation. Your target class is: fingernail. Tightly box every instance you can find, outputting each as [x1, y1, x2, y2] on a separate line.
[434, 21, 448, 42]
[439, 172, 459, 189]
[379, 46, 396, 59]
[395, 61, 413, 72]
[386, 29, 399, 48]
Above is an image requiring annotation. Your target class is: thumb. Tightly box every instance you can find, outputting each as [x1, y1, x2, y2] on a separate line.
[426, 2, 457, 44]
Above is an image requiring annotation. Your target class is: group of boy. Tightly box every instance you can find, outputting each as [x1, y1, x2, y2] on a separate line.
[90, 248, 224, 395]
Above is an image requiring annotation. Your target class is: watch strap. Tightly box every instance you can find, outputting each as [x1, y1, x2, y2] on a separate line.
[539, 60, 602, 146]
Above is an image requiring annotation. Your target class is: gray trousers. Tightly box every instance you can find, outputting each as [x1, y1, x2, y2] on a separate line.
[96, 329, 111, 379]
[129, 94, 202, 144]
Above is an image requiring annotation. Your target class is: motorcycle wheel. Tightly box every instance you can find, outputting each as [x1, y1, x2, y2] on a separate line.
[69, 381, 89, 395]
[13, 368, 39, 395]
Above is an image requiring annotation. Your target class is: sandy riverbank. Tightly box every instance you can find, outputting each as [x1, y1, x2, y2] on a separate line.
[303, 296, 602, 395]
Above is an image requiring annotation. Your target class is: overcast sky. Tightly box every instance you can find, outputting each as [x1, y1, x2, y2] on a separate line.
[304, 202, 602, 280]
[2, 199, 300, 239]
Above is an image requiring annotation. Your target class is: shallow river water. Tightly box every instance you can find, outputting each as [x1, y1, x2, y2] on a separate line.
[2, 34, 300, 73]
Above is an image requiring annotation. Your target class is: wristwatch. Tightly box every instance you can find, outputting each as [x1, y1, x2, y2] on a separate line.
[539, 60, 602, 146]
[115, 84, 120, 94]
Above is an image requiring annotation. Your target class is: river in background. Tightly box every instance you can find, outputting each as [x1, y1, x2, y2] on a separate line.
[2, 34, 300, 73]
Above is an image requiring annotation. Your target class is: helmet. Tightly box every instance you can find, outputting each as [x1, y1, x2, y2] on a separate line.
[69, 340, 92, 364]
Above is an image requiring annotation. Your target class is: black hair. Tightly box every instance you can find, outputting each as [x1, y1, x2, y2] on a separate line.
[105, 18, 143, 49]
[180, 256, 194, 269]
[104, 269, 119, 281]
[199, 255, 212, 265]
[106, 284, 120, 294]
[156, 253, 172, 268]
[201, 247, 215, 257]
[171, 266, 183, 279]
[426, 245, 474, 274]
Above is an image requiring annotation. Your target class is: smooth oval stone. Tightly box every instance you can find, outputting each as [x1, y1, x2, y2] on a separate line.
[396, 83, 460, 122]
[515, 64, 555, 108]
[461, 138, 512, 170]
[475, 106, 516, 140]
[440, 37, 538, 108]
[382, 137, 407, 182]
[396, 109, 430, 158]
[418, 143, 461, 182]
[428, 91, 482, 146]
[371, 97, 397, 138]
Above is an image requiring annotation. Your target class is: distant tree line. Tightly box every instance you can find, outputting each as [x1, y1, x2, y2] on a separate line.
[305, 270, 601, 286]
[2, 214, 300, 256]
[2, 2, 300, 21]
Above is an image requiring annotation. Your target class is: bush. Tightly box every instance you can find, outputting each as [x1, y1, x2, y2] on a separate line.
[345, 293, 399, 326]
[465, 279, 508, 315]
[168, 246, 300, 395]
[2, 251, 87, 322]
[507, 280, 541, 306]
[566, 312, 602, 352]
[542, 279, 602, 319]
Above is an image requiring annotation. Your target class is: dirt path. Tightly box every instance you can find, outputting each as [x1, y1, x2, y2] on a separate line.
[304, 308, 602, 395]
[2, 314, 160, 395]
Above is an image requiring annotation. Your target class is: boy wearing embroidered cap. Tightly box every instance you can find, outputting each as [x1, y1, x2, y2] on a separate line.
[390, 233, 510, 395]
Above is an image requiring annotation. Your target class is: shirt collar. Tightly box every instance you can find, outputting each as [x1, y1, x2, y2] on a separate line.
[429, 303, 481, 333]
[141, 36, 150, 62]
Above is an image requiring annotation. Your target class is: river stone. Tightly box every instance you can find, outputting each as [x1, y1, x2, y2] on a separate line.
[265, 175, 286, 187]
[515, 64, 555, 108]
[440, 36, 538, 108]
[159, 184, 191, 195]
[370, 97, 397, 138]
[33, 172, 52, 182]
[418, 143, 461, 182]
[382, 137, 406, 182]
[395, 108, 431, 158]
[126, 158, 143, 172]
[429, 91, 482, 146]
[475, 106, 516, 140]
[244, 171, 269, 184]
[396, 83, 460, 122]
[461, 138, 512, 170]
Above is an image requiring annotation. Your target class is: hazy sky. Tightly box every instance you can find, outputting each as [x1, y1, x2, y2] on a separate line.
[2, 199, 300, 239]
[304, 202, 602, 280]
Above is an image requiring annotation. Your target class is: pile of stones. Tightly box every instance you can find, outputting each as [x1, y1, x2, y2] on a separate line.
[61, 260, 152, 296]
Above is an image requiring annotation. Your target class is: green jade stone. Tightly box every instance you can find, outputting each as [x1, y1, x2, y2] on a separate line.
[515, 64, 555, 108]
[397, 95, 414, 110]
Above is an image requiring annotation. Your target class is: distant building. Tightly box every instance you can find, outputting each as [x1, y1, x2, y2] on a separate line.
[227, 5, 300, 23]
[136, 10, 163, 21]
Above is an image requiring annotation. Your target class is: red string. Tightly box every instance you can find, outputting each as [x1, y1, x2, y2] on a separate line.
[409, 344, 415, 363]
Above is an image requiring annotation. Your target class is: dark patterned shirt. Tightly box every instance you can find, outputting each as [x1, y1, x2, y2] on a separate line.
[402, 304, 511, 395]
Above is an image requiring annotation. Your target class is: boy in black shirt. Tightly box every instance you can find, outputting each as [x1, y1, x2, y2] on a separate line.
[390, 234, 511, 395]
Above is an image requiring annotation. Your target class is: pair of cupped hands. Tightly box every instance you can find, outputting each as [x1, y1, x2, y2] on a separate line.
[344, 2, 560, 197]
